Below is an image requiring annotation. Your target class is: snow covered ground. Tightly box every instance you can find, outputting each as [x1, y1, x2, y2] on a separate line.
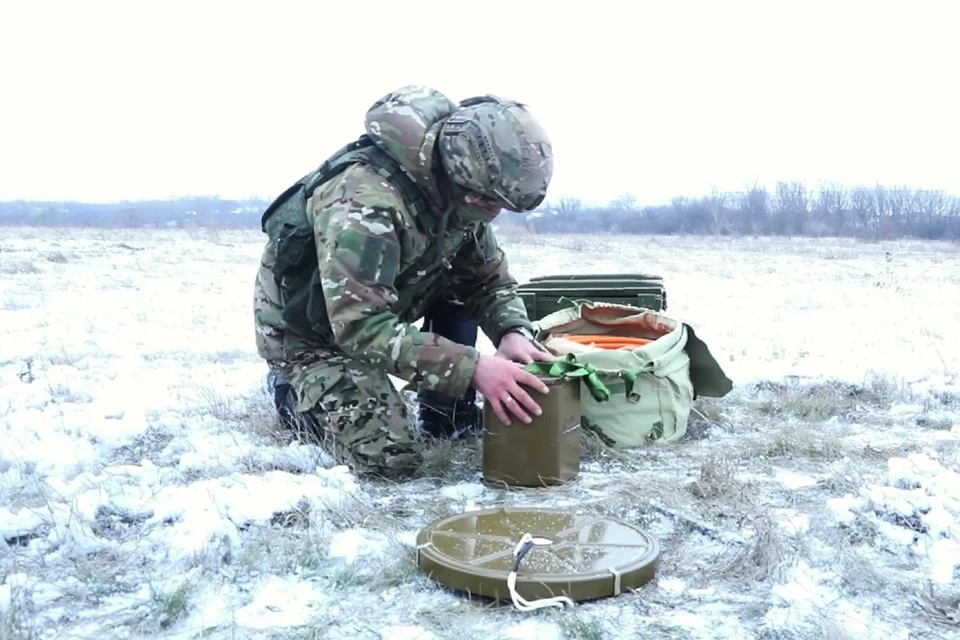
[1, 226, 959, 639]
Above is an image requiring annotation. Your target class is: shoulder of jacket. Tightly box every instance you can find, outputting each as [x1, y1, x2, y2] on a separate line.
[310, 163, 412, 214]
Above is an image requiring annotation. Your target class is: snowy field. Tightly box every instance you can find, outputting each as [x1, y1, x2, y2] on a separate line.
[1, 226, 959, 640]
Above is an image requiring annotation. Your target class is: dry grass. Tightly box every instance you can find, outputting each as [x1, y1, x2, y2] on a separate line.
[914, 583, 960, 632]
[688, 454, 743, 499]
[746, 375, 903, 422]
[710, 515, 794, 582]
[413, 438, 483, 483]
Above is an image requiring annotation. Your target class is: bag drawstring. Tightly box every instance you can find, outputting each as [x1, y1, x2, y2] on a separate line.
[522, 355, 611, 402]
[523, 354, 642, 403]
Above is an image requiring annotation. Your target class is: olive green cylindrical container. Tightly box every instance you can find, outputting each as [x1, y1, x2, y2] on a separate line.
[482, 375, 582, 487]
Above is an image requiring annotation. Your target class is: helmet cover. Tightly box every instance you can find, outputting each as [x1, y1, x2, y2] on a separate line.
[438, 95, 553, 212]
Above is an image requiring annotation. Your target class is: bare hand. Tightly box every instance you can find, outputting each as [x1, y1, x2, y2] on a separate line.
[471, 354, 550, 426]
[496, 332, 556, 365]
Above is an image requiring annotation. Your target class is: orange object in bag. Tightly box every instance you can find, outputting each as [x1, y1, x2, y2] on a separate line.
[559, 334, 654, 350]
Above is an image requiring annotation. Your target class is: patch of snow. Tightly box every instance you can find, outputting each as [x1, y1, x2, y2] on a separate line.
[889, 402, 927, 417]
[379, 625, 436, 640]
[173, 431, 260, 473]
[439, 482, 487, 502]
[247, 441, 336, 472]
[145, 467, 358, 567]
[826, 493, 861, 526]
[232, 576, 327, 630]
[0, 573, 62, 621]
[17, 460, 358, 571]
[658, 577, 686, 594]
[773, 468, 819, 489]
[329, 528, 388, 564]
[439, 481, 489, 512]
[2, 408, 102, 480]
[771, 508, 811, 535]
[396, 529, 419, 548]
[0, 573, 26, 613]
[501, 619, 562, 640]
[763, 561, 911, 640]
[0, 506, 45, 539]
[662, 607, 753, 638]
[828, 452, 960, 584]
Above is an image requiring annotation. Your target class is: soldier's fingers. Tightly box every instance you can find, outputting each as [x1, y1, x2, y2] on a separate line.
[505, 382, 542, 420]
[529, 349, 556, 362]
[502, 393, 533, 424]
[515, 369, 550, 395]
[513, 353, 533, 365]
[491, 397, 512, 426]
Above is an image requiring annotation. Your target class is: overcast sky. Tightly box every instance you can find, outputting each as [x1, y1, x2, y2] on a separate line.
[1, 0, 958, 206]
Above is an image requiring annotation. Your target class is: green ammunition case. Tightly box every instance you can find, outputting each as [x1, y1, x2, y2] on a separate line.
[517, 273, 667, 322]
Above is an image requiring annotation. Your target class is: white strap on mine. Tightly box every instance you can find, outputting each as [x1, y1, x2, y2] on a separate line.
[608, 567, 622, 595]
[507, 533, 575, 611]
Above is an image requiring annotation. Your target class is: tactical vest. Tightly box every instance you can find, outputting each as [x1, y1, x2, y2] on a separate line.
[260, 135, 473, 344]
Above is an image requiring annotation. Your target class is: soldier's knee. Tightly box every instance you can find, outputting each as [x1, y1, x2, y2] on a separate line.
[352, 445, 423, 479]
[346, 433, 423, 479]
[291, 372, 425, 478]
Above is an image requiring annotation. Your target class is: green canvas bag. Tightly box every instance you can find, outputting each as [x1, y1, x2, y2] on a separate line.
[532, 302, 733, 448]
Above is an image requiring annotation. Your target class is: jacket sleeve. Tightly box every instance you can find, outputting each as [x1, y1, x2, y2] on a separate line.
[448, 223, 535, 346]
[309, 164, 479, 397]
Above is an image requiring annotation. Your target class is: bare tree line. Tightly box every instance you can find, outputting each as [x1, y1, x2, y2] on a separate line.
[1, 181, 959, 241]
[0, 197, 268, 230]
[503, 182, 960, 241]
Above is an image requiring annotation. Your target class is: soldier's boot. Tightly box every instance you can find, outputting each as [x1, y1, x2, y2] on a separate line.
[266, 368, 325, 443]
[417, 298, 482, 440]
[417, 387, 483, 441]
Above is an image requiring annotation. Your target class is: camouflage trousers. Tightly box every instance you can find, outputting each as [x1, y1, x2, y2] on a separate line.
[268, 301, 481, 479]
[271, 352, 423, 479]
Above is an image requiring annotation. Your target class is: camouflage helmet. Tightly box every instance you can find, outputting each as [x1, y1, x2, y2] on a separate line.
[438, 95, 553, 212]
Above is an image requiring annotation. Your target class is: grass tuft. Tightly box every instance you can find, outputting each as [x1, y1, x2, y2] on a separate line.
[688, 454, 743, 499]
[711, 515, 794, 582]
[139, 579, 196, 633]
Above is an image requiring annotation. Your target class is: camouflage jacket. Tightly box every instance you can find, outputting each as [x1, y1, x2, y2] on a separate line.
[253, 86, 534, 398]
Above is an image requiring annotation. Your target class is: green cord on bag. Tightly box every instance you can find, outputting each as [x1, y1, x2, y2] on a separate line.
[523, 354, 611, 402]
[524, 354, 644, 403]
[619, 369, 641, 402]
